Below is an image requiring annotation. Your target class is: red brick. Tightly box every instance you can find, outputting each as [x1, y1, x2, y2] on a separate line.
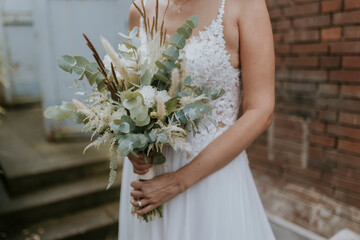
[275, 45, 290, 55]
[275, 56, 282, 67]
[325, 175, 360, 194]
[294, 15, 330, 28]
[319, 110, 337, 122]
[274, 115, 303, 131]
[321, 56, 340, 67]
[328, 124, 360, 140]
[309, 134, 336, 147]
[330, 70, 360, 83]
[284, 57, 319, 67]
[291, 43, 328, 54]
[284, 82, 317, 92]
[274, 138, 304, 154]
[276, 70, 291, 80]
[322, 0, 342, 13]
[331, 41, 360, 54]
[273, 20, 291, 31]
[341, 85, 360, 98]
[308, 121, 326, 133]
[321, 27, 342, 41]
[339, 112, 360, 126]
[343, 56, 360, 68]
[318, 83, 339, 96]
[317, 98, 360, 111]
[269, 8, 282, 20]
[325, 149, 360, 166]
[339, 139, 360, 154]
[345, 0, 360, 10]
[295, 0, 318, 3]
[334, 189, 360, 208]
[284, 3, 319, 17]
[274, 127, 304, 142]
[334, 11, 360, 25]
[273, 33, 282, 43]
[337, 165, 360, 181]
[308, 146, 324, 159]
[292, 70, 327, 81]
[284, 30, 319, 43]
[344, 26, 360, 39]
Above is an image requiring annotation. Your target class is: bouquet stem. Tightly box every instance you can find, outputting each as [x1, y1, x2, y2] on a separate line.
[131, 166, 164, 222]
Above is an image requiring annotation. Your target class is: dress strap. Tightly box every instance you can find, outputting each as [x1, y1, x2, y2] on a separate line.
[217, 0, 226, 22]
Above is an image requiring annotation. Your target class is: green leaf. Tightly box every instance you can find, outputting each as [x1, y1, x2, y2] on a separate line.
[165, 97, 177, 115]
[57, 55, 76, 73]
[153, 152, 166, 165]
[177, 23, 192, 39]
[123, 95, 142, 110]
[73, 56, 90, 79]
[44, 106, 66, 121]
[163, 46, 179, 61]
[118, 139, 133, 156]
[155, 60, 168, 72]
[140, 69, 152, 86]
[170, 33, 186, 49]
[186, 16, 198, 29]
[121, 115, 136, 131]
[123, 41, 137, 50]
[184, 76, 192, 87]
[153, 73, 169, 83]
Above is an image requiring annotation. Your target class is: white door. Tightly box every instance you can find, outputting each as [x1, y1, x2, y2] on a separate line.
[0, 0, 40, 105]
[34, 0, 133, 139]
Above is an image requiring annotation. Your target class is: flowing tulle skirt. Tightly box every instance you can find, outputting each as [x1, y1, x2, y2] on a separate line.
[118, 146, 276, 240]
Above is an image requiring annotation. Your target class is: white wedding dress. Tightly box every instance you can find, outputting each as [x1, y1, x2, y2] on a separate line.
[119, 0, 276, 239]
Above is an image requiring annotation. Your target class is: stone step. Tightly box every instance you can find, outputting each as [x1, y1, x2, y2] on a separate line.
[0, 107, 114, 196]
[0, 173, 122, 232]
[3, 201, 120, 240]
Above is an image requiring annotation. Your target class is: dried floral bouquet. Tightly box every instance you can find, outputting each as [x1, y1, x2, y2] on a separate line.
[44, 0, 224, 222]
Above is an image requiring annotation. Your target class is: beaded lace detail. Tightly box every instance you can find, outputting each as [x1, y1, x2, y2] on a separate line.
[139, 0, 242, 161]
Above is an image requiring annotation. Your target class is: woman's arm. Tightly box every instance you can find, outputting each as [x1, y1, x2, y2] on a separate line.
[131, 0, 275, 214]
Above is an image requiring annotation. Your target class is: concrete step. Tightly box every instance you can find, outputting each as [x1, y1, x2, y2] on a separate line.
[0, 173, 122, 232]
[0, 107, 112, 196]
[3, 201, 120, 240]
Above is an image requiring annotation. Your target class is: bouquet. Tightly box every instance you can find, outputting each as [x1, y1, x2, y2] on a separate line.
[44, 0, 224, 222]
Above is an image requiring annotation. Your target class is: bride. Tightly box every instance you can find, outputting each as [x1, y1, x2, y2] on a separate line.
[119, 0, 276, 239]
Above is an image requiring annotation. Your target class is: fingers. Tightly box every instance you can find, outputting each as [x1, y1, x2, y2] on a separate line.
[128, 153, 153, 165]
[130, 197, 151, 208]
[134, 204, 156, 215]
[131, 180, 142, 190]
[133, 168, 149, 175]
[130, 189, 145, 199]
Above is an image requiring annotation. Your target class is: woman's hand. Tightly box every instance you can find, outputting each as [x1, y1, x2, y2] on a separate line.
[130, 172, 186, 215]
[127, 153, 153, 175]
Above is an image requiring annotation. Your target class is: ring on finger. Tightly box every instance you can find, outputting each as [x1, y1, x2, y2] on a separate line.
[138, 200, 142, 207]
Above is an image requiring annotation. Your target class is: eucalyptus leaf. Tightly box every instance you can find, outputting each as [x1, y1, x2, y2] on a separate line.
[170, 33, 186, 49]
[177, 23, 192, 39]
[140, 69, 152, 86]
[57, 55, 76, 73]
[153, 152, 166, 165]
[163, 46, 179, 61]
[186, 16, 199, 29]
[165, 97, 177, 115]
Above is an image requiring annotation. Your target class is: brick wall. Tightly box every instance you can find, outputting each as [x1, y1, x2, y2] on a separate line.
[248, 0, 360, 237]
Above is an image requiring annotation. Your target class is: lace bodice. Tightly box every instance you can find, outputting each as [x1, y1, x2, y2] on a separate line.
[139, 0, 242, 161]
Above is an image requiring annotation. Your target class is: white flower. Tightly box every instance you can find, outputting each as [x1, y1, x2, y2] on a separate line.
[156, 90, 171, 103]
[102, 55, 121, 78]
[110, 107, 127, 122]
[118, 43, 132, 55]
[139, 86, 157, 107]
